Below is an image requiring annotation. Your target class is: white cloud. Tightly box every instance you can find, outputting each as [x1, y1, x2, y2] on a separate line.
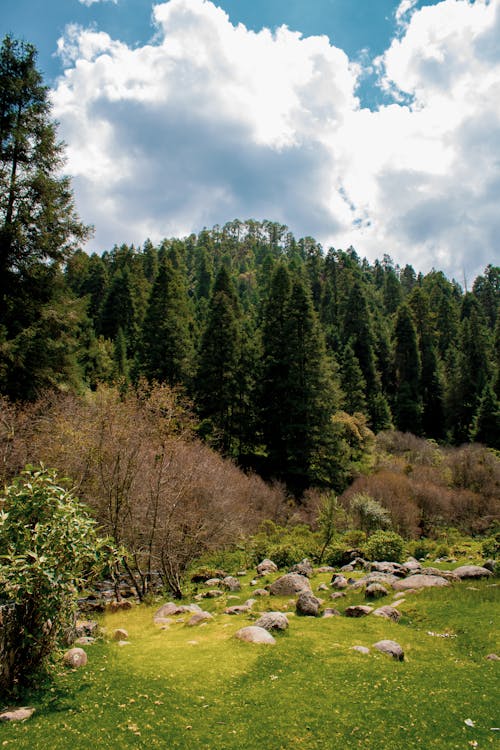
[78, 0, 118, 7]
[395, 0, 419, 24]
[52, 0, 500, 281]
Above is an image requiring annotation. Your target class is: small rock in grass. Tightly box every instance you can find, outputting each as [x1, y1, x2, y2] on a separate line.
[234, 626, 276, 644]
[254, 612, 289, 631]
[331, 591, 346, 600]
[257, 559, 278, 575]
[225, 605, 251, 615]
[373, 606, 402, 622]
[351, 646, 370, 655]
[322, 608, 340, 618]
[331, 575, 348, 589]
[222, 576, 241, 592]
[296, 591, 321, 616]
[113, 628, 129, 641]
[345, 605, 373, 618]
[289, 559, 314, 578]
[373, 639, 404, 661]
[107, 600, 133, 613]
[317, 583, 330, 592]
[486, 653, 500, 661]
[74, 636, 96, 645]
[253, 588, 270, 597]
[186, 611, 213, 626]
[365, 583, 389, 599]
[0, 707, 35, 722]
[393, 574, 449, 591]
[63, 647, 88, 668]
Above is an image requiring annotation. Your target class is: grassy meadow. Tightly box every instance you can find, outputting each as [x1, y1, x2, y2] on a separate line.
[1, 567, 499, 750]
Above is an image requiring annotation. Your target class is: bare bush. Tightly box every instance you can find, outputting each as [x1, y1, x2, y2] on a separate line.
[0, 386, 287, 598]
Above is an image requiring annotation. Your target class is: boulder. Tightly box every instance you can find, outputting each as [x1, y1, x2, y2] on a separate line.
[296, 591, 321, 616]
[257, 559, 278, 575]
[205, 578, 222, 587]
[107, 600, 133, 613]
[401, 558, 421, 574]
[154, 602, 201, 619]
[289, 559, 314, 578]
[322, 608, 340, 618]
[186, 611, 213, 626]
[254, 612, 289, 631]
[452, 565, 493, 580]
[330, 591, 346, 600]
[63, 647, 88, 668]
[352, 573, 400, 589]
[483, 560, 497, 573]
[331, 575, 349, 589]
[365, 583, 389, 599]
[221, 576, 241, 592]
[74, 636, 96, 645]
[316, 566, 336, 573]
[269, 573, 312, 596]
[370, 561, 403, 575]
[345, 605, 373, 618]
[225, 605, 251, 615]
[317, 583, 330, 592]
[234, 626, 276, 644]
[0, 707, 35, 722]
[113, 628, 129, 641]
[253, 588, 270, 597]
[373, 639, 404, 661]
[393, 574, 450, 591]
[373, 606, 402, 622]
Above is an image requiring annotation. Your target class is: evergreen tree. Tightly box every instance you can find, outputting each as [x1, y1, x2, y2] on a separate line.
[0, 36, 90, 398]
[340, 339, 367, 414]
[99, 267, 138, 353]
[139, 256, 194, 387]
[195, 267, 242, 453]
[470, 382, 500, 449]
[409, 288, 445, 438]
[393, 304, 422, 433]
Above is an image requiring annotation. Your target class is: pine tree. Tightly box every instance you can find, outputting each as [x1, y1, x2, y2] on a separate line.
[409, 288, 445, 438]
[340, 339, 367, 414]
[393, 304, 422, 433]
[99, 267, 138, 354]
[195, 267, 242, 453]
[470, 382, 500, 449]
[140, 256, 194, 387]
[0, 36, 90, 398]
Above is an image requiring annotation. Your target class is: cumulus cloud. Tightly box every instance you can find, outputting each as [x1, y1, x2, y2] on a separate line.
[52, 0, 500, 281]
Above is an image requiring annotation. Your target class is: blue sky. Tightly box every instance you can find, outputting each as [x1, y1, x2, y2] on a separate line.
[3, 0, 499, 280]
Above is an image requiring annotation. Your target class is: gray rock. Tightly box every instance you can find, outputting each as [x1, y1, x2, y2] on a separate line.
[351, 646, 370, 655]
[253, 588, 270, 597]
[330, 591, 346, 600]
[370, 561, 403, 575]
[186, 611, 213, 626]
[340, 564, 354, 573]
[154, 602, 202, 618]
[269, 573, 312, 596]
[345, 605, 373, 617]
[75, 620, 99, 638]
[365, 583, 389, 599]
[296, 591, 321, 616]
[74, 636, 96, 645]
[222, 576, 241, 591]
[373, 639, 404, 661]
[373, 606, 402, 622]
[254, 612, 289, 631]
[393, 574, 450, 591]
[0, 707, 35, 722]
[322, 608, 340, 618]
[234, 626, 276, 644]
[290, 559, 314, 578]
[483, 560, 497, 573]
[352, 573, 400, 588]
[453, 565, 493, 580]
[257, 559, 278, 575]
[205, 578, 222, 586]
[317, 583, 330, 592]
[316, 566, 336, 573]
[63, 647, 88, 667]
[112, 628, 129, 641]
[486, 653, 500, 661]
[331, 575, 349, 589]
[225, 605, 251, 615]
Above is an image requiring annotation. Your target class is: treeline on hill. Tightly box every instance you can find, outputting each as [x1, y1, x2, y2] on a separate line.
[2, 221, 500, 493]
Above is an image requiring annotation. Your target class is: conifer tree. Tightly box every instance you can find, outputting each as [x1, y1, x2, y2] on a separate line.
[340, 340, 367, 414]
[195, 267, 242, 453]
[393, 304, 422, 432]
[470, 382, 500, 449]
[140, 256, 194, 386]
[99, 267, 138, 353]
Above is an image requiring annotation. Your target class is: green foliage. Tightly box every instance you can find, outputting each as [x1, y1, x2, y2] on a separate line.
[364, 529, 405, 562]
[350, 492, 392, 534]
[0, 465, 116, 693]
[250, 521, 319, 567]
[482, 532, 500, 559]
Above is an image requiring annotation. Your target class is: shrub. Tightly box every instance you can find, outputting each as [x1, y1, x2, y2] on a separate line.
[349, 493, 392, 534]
[266, 542, 309, 569]
[406, 538, 435, 560]
[364, 530, 405, 563]
[0, 465, 115, 695]
[322, 542, 357, 568]
[482, 533, 500, 559]
[343, 529, 367, 547]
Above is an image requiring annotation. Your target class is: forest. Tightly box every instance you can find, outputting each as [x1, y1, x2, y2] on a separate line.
[0, 34, 499, 556]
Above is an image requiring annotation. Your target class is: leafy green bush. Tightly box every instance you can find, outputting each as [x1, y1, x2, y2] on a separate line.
[266, 542, 309, 569]
[364, 530, 405, 563]
[342, 529, 367, 547]
[350, 493, 392, 534]
[250, 522, 319, 567]
[322, 542, 355, 568]
[406, 538, 435, 559]
[482, 533, 500, 559]
[0, 465, 116, 694]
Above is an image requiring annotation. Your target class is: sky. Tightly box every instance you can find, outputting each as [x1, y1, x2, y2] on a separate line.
[3, 0, 500, 282]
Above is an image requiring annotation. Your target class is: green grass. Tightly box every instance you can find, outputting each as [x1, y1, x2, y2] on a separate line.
[1, 574, 499, 750]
